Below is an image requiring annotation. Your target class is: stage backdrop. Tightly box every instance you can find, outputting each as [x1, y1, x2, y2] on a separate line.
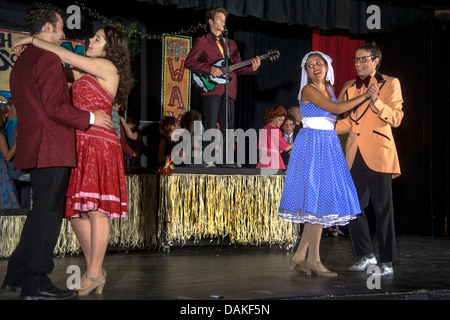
[0, 29, 27, 103]
[312, 29, 365, 95]
[0, 29, 85, 103]
[161, 34, 191, 121]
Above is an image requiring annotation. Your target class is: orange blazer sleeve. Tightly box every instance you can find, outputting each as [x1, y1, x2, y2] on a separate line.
[371, 77, 404, 128]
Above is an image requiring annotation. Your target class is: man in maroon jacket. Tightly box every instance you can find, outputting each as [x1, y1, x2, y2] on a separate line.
[185, 7, 260, 166]
[1, 3, 112, 300]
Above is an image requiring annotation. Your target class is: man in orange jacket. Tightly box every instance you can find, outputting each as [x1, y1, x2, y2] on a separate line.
[336, 42, 404, 276]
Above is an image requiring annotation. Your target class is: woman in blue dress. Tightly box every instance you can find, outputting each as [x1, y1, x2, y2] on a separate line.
[0, 112, 19, 210]
[278, 51, 378, 277]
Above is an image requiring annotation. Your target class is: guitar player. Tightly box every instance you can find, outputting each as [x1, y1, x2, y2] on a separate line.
[185, 6, 261, 167]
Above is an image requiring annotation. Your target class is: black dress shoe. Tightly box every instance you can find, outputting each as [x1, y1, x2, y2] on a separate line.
[1, 284, 21, 292]
[20, 286, 78, 300]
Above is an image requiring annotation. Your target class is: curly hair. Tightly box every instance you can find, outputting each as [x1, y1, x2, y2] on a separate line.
[264, 105, 287, 124]
[102, 26, 133, 106]
[25, 2, 63, 35]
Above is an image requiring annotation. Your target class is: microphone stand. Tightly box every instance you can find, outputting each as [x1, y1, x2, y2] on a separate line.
[222, 26, 232, 166]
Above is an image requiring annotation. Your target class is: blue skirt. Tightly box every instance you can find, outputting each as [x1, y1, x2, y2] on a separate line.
[0, 159, 20, 209]
[278, 128, 361, 227]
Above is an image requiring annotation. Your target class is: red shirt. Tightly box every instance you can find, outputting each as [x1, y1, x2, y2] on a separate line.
[185, 33, 255, 100]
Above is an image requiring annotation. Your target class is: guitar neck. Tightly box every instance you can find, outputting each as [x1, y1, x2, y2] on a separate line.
[222, 54, 269, 73]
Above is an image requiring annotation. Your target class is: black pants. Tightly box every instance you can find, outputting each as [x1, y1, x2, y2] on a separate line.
[2, 167, 70, 294]
[348, 149, 398, 263]
[202, 94, 235, 163]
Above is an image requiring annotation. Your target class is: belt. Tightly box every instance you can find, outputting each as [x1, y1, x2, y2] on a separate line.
[301, 116, 336, 130]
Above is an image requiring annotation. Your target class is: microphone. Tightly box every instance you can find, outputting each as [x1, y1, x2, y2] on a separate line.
[223, 25, 228, 36]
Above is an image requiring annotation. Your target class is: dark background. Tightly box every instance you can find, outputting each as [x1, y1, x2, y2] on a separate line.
[1, 0, 449, 237]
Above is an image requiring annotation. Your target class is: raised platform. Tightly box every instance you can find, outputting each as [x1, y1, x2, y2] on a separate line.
[3, 168, 448, 306]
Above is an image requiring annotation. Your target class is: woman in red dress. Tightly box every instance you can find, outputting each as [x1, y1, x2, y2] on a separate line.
[13, 27, 132, 296]
[257, 105, 293, 170]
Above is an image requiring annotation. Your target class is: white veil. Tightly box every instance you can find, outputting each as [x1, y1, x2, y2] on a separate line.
[298, 51, 335, 100]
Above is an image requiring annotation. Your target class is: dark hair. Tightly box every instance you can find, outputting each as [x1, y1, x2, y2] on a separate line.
[180, 110, 202, 129]
[159, 116, 177, 137]
[102, 26, 133, 106]
[25, 2, 63, 36]
[205, 7, 228, 26]
[264, 105, 287, 124]
[6, 97, 13, 107]
[125, 110, 140, 129]
[0, 114, 5, 132]
[357, 41, 382, 70]
[284, 114, 296, 124]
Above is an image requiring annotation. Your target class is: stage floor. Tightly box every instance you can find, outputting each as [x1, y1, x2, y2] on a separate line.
[1, 235, 449, 302]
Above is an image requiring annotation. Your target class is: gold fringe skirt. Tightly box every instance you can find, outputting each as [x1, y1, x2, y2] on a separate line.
[158, 173, 300, 247]
[0, 173, 299, 258]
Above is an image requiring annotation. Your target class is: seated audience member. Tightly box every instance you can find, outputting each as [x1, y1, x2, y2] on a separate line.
[287, 106, 303, 129]
[180, 110, 203, 165]
[4, 98, 29, 206]
[121, 110, 145, 167]
[158, 116, 179, 165]
[256, 105, 293, 170]
[281, 114, 299, 167]
[0, 110, 19, 209]
[112, 102, 135, 164]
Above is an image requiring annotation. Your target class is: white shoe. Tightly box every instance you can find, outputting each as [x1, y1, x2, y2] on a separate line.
[204, 163, 215, 168]
[373, 263, 394, 276]
[349, 256, 378, 271]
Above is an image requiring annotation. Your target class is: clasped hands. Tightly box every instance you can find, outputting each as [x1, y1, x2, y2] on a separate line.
[366, 83, 379, 104]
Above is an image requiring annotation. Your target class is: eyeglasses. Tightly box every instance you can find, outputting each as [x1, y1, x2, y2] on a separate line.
[351, 56, 376, 64]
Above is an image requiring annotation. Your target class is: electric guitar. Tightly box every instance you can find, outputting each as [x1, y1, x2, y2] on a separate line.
[192, 49, 280, 93]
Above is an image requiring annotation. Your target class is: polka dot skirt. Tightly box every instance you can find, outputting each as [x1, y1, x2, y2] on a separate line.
[278, 101, 361, 228]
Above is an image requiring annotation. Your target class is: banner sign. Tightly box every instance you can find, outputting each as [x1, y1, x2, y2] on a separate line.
[161, 34, 191, 121]
[0, 29, 85, 103]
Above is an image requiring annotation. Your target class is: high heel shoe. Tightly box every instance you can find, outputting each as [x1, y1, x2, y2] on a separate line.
[304, 260, 338, 277]
[77, 274, 106, 296]
[290, 256, 307, 272]
[81, 268, 107, 282]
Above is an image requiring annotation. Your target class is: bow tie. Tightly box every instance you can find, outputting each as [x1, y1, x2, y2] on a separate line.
[356, 76, 371, 89]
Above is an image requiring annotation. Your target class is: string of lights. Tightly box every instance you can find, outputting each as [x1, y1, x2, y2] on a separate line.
[76, 2, 207, 40]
